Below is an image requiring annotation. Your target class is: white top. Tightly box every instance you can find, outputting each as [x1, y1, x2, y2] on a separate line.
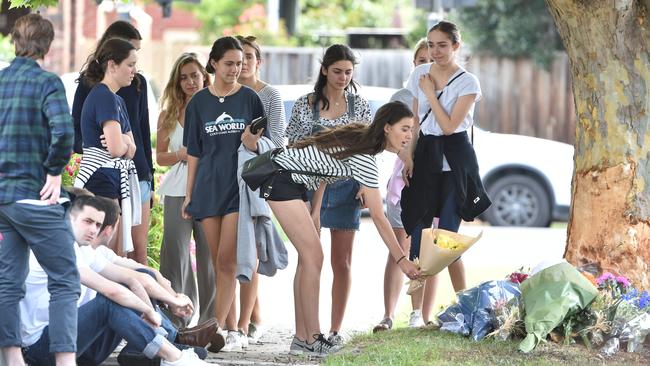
[407, 64, 481, 170]
[20, 243, 108, 346]
[258, 85, 287, 148]
[274, 145, 379, 191]
[157, 122, 188, 197]
[94, 244, 119, 264]
[407, 64, 481, 135]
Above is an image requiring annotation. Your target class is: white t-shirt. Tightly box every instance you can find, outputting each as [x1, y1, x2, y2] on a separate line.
[94, 244, 120, 264]
[20, 243, 108, 346]
[407, 64, 481, 136]
[406, 64, 481, 170]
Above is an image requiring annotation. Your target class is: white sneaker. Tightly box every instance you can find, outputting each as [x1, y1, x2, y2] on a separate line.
[161, 349, 213, 366]
[327, 331, 344, 346]
[238, 330, 249, 348]
[409, 310, 424, 328]
[221, 330, 244, 352]
[248, 322, 267, 344]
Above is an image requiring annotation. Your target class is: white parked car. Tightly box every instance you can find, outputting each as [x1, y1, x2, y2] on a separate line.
[277, 84, 574, 227]
[59, 72, 159, 130]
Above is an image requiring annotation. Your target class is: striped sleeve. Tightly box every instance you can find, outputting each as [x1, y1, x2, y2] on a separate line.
[345, 154, 379, 188]
[259, 86, 286, 147]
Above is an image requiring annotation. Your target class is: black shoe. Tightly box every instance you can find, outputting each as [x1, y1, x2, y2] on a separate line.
[117, 349, 160, 366]
[173, 342, 208, 360]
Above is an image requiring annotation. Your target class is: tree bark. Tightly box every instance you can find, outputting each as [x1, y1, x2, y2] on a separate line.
[546, 0, 650, 289]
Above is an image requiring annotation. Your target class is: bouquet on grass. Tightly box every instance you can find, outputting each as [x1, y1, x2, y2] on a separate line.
[407, 228, 482, 295]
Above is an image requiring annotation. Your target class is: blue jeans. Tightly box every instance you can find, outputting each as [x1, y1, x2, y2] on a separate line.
[0, 202, 79, 352]
[24, 294, 166, 366]
[76, 268, 178, 366]
[308, 179, 362, 230]
[409, 185, 462, 261]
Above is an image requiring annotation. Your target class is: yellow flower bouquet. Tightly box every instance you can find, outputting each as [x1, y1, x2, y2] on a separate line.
[407, 228, 483, 295]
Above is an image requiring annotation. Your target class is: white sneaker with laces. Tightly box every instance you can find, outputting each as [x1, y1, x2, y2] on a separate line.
[327, 331, 344, 346]
[409, 310, 424, 328]
[238, 330, 249, 348]
[221, 330, 244, 352]
[161, 349, 212, 366]
[248, 322, 267, 344]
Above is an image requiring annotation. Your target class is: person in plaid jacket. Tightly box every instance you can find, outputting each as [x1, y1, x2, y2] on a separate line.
[0, 13, 80, 366]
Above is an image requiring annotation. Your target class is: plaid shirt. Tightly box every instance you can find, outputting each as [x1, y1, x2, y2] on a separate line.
[0, 57, 73, 203]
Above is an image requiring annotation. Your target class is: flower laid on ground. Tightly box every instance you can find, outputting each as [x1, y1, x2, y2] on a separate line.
[508, 271, 529, 284]
[596, 272, 631, 298]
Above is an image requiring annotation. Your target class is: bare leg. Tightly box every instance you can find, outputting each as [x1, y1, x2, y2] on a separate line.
[268, 200, 323, 341]
[238, 269, 259, 332]
[108, 201, 124, 257]
[250, 298, 262, 325]
[382, 228, 410, 319]
[201, 216, 223, 321]
[2, 347, 26, 366]
[213, 213, 239, 330]
[54, 352, 76, 366]
[421, 275, 440, 323]
[329, 230, 354, 333]
[448, 258, 467, 292]
[129, 200, 151, 265]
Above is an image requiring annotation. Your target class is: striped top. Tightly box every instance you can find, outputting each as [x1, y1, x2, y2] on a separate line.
[274, 145, 379, 191]
[258, 85, 286, 147]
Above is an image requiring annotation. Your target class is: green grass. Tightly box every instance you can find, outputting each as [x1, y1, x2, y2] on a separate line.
[323, 328, 650, 366]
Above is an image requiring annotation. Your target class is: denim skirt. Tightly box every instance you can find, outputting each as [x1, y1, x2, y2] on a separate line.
[309, 179, 361, 231]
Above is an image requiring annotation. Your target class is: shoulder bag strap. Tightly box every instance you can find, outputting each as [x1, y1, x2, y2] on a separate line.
[346, 92, 355, 118]
[420, 71, 466, 125]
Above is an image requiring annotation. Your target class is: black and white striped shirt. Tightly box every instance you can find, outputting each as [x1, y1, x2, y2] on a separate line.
[258, 85, 286, 148]
[274, 145, 379, 191]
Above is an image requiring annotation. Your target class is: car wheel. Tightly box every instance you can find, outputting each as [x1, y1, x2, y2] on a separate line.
[484, 174, 551, 227]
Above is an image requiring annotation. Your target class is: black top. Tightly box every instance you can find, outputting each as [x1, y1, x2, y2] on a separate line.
[400, 131, 492, 235]
[183, 86, 265, 219]
[73, 73, 153, 183]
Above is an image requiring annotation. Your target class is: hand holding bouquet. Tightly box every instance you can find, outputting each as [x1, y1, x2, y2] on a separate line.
[407, 229, 482, 295]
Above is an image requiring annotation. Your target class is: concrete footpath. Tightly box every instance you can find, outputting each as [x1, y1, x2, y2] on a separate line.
[104, 220, 567, 365]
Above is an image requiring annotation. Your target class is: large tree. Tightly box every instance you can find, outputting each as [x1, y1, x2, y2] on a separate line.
[546, 0, 650, 289]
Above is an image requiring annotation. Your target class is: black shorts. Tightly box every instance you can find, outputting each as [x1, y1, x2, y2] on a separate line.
[263, 171, 308, 202]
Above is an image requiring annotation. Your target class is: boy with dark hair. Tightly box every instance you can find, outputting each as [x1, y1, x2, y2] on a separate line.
[0, 13, 78, 366]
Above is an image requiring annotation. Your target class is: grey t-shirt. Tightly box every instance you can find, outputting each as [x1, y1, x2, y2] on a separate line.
[183, 86, 265, 219]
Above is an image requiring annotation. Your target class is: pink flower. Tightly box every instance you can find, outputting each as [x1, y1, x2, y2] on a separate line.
[596, 272, 615, 286]
[616, 276, 630, 288]
[75, 157, 81, 164]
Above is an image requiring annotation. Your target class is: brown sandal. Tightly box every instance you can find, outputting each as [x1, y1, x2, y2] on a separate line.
[372, 318, 393, 333]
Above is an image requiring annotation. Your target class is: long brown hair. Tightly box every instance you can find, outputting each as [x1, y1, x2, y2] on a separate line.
[291, 101, 413, 159]
[159, 53, 210, 140]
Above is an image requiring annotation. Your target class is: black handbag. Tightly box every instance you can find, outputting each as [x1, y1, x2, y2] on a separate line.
[241, 148, 338, 198]
[241, 148, 283, 191]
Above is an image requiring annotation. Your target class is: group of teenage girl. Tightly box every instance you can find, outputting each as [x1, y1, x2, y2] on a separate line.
[73, 18, 487, 357]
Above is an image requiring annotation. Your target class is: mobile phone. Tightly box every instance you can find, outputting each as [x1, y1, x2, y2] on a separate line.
[249, 116, 267, 134]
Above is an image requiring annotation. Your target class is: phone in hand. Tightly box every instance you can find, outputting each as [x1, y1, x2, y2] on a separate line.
[249, 116, 267, 135]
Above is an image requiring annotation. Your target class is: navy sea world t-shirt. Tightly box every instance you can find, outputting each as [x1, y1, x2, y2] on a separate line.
[80, 83, 131, 149]
[183, 85, 265, 219]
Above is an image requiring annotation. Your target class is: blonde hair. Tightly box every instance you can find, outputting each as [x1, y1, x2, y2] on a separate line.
[413, 38, 428, 61]
[159, 53, 210, 140]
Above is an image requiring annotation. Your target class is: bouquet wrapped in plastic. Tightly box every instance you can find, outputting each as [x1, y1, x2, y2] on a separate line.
[437, 280, 522, 341]
[407, 229, 482, 295]
[518, 261, 599, 353]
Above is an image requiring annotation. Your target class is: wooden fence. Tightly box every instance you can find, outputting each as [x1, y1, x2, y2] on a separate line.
[161, 45, 577, 144]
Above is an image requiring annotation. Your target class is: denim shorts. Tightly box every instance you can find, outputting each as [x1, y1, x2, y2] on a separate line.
[139, 180, 152, 203]
[310, 179, 361, 231]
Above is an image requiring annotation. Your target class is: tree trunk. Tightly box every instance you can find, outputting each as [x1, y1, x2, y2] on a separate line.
[545, 0, 650, 289]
